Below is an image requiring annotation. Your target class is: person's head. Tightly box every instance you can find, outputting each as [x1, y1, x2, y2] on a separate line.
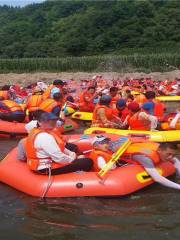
[53, 79, 65, 87]
[66, 95, 74, 103]
[38, 112, 59, 130]
[31, 109, 45, 121]
[1, 85, 10, 91]
[158, 143, 177, 162]
[92, 136, 111, 151]
[109, 87, 118, 97]
[127, 94, 134, 104]
[125, 89, 131, 95]
[53, 92, 63, 101]
[99, 95, 112, 106]
[33, 86, 43, 95]
[87, 86, 96, 94]
[0, 96, 4, 101]
[128, 102, 140, 113]
[145, 91, 156, 100]
[116, 99, 126, 111]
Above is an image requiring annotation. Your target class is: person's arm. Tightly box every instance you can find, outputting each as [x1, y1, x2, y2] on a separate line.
[169, 113, 180, 129]
[133, 155, 180, 190]
[139, 112, 157, 130]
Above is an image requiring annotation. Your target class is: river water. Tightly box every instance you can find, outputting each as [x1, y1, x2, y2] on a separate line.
[0, 138, 180, 240]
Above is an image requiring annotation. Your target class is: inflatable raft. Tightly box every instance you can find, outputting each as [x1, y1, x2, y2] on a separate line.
[72, 111, 93, 121]
[156, 96, 180, 102]
[0, 134, 175, 197]
[0, 118, 79, 138]
[84, 127, 180, 143]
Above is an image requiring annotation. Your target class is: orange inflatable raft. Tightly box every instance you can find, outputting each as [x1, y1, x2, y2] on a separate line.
[0, 134, 175, 197]
[0, 118, 79, 138]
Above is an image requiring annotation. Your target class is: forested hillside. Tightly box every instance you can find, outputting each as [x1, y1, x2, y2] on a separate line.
[0, 0, 179, 58]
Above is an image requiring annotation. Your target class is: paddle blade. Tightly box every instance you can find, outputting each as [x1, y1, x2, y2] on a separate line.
[98, 137, 131, 177]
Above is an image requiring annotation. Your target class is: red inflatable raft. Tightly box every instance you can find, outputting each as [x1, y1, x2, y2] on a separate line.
[0, 134, 175, 197]
[0, 118, 79, 138]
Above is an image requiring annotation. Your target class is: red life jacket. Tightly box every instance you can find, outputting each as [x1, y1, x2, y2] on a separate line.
[128, 111, 151, 131]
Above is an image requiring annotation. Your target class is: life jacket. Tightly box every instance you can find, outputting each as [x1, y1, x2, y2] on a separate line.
[92, 105, 113, 125]
[2, 100, 23, 112]
[79, 91, 95, 111]
[121, 142, 160, 165]
[88, 150, 112, 172]
[161, 119, 180, 130]
[135, 94, 147, 106]
[26, 128, 66, 171]
[110, 95, 120, 108]
[42, 85, 54, 100]
[0, 90, 8, 100]
[154, 100, 165, 121]
[26, 95, 43, 112]
[39, 99, 61, 113]
[128, 111, 151, 131]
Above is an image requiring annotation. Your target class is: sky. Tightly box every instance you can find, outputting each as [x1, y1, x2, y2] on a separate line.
[0, 0, 45, 7]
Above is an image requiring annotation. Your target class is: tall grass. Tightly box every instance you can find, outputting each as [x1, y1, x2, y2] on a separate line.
[0, 53, 179, 73]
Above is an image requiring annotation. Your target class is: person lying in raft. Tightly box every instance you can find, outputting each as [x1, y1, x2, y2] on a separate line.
[88, 136, 180, 190]
[19, 112, 93, 175]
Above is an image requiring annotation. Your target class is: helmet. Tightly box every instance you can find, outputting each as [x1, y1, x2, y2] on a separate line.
[116, 99, 126, 109]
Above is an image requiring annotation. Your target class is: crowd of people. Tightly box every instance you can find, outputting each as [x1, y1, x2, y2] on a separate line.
[0, 74, 180, 191]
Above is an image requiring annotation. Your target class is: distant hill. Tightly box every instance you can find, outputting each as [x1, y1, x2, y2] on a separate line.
[0, 0, 179, 58]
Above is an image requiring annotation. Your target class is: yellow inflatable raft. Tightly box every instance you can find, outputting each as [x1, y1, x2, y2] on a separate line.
[156, 96, 180, 102]
[84, 127, 180, 143]
[72, 111, 93, 121]
[131, 92, 180, 102]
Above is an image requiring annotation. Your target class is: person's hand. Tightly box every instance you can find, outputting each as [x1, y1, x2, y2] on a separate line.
[69, 151, 77, 160]
[176, 109, 180, 114]
[77, 155, 85, 159]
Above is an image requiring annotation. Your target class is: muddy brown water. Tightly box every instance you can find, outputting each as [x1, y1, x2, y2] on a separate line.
[0, 104, 180, 240]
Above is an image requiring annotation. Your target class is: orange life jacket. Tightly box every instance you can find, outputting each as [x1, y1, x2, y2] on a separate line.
[26, 95, 43, 112]
[39, 99, 61, 113]
[92, 105, 113, 124]
[121, 142, 160, 165]
[42, 85, 54, 100]
[88, 150, 112, 172]
[128, 111, 151, 131]
[2, 100, 23, 112]
[135, 94, 147, 106]
[161, 119, 180, 130]
[26, 128, 66, 171]
[0, 90, 8, 100]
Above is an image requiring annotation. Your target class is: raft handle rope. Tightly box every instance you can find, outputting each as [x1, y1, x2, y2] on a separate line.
[42, 166, 52, 199]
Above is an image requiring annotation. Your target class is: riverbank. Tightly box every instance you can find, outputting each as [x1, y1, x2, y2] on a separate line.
[0, 70, 179, 86]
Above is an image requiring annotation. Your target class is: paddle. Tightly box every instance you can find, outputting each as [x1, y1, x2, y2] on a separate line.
[59, 102, 67, 119]
[98, 137, 131, 177]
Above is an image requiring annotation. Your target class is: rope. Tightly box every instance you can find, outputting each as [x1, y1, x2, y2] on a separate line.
[42, 166, 52, 199]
